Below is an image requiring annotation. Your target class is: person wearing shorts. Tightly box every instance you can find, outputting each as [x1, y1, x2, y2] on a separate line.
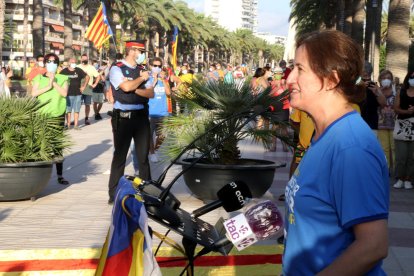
[92, 73, 105, 120]
[60, 58, 89, 129]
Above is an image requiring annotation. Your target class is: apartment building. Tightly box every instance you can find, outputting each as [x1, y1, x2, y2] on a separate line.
[204, 0, 258, 32]
[4, 0, 89, 65]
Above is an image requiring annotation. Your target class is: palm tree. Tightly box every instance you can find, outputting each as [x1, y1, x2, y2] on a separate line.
[23, 0, 29, 75]
[32, 0, 44, 57]
[63, 0, 74, 60]
[0, 0, 5, 63]
[352, 0, 365, 45]
[386, 0, 411, 80]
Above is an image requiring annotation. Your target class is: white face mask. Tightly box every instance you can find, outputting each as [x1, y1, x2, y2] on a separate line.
[38, 61, 44, 67]
[408, 79, 414, 87]
[136, 53, 146, 64]
[380, 79, 392, 87]
[46, 62, 58, 73]
[182, 70, 188, 74]
[70, 63, 76, 69]
[152, 67, 162, 74]
[209, 68, 214, 72]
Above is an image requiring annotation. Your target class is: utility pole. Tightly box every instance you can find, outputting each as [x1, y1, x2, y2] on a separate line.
[370, 0, 378, 79]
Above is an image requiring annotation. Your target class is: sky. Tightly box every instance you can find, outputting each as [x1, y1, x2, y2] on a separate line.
[182, 0, 292, 37]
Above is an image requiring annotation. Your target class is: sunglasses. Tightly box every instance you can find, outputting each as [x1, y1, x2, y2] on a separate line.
[153, 64, 162, 68]
[46, 60, 58, 64]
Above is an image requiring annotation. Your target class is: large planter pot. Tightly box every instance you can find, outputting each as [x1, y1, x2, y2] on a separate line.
[0, 161, 53, 201]
[177, 158, 286, 201]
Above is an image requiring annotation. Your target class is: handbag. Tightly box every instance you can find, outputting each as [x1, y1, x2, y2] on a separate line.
[393, 117, 414, 141]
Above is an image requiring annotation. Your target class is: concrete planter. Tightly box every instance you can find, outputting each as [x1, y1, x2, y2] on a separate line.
[0, 161, 53, 201]
[177, 158, 286, 201]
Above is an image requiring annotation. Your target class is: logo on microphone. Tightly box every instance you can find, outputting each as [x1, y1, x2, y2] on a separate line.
[230, 181, 247, 206]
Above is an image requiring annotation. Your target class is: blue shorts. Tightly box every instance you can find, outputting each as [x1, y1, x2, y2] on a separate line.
[66, 95, 82, 113]
[81, 94, 92, 105]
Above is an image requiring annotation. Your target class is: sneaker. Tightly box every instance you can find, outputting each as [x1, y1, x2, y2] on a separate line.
[393, 179, 404, 189]
[74, 126, 81, 130]
[97, 113, 102, 120]
[85, 119, 91, 125]
[149, 154, 159, 163]
[404, 181, 413, 189]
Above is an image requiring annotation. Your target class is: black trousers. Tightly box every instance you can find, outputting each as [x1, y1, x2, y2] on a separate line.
[108, 108, 151, 199]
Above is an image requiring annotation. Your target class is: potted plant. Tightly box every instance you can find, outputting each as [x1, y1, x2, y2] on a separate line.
[0, 97, 70, 201]
[161, 80, 292, 201]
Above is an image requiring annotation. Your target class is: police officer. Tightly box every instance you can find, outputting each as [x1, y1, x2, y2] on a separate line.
[107, 40, 154, 204]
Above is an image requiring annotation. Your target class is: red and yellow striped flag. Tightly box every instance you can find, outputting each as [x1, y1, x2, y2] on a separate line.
[85, 2, 113, 49]
[171, 26, 179, 71]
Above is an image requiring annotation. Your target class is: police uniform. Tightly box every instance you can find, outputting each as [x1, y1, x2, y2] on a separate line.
[107, 42, 151, 202]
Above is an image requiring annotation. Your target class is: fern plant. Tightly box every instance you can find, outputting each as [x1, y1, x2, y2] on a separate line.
[161, 80, 293, 165]
[0, 97, 70, 163]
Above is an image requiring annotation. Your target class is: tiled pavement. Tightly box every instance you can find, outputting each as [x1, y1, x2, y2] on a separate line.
[0, 102, 414, 275]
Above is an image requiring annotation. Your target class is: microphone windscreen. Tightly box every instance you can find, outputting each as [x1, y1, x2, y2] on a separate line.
[244, 200, 283, 240]
[217, 181, 252, 212]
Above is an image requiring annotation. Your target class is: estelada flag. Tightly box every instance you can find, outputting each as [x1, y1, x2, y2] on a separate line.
[96, 177, 161, 276]
[171, 26, 179, 71]
[85, 2, 113, 50]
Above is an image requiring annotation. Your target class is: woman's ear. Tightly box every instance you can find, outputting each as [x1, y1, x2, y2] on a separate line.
[326, 70, 340, 91]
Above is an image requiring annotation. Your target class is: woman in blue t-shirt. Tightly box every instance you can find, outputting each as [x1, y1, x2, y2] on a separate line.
[283, 30, 389, 275]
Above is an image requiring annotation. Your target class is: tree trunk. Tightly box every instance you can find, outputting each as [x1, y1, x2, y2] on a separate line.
[343, 0, 353, 36]
[110, 8, 120, 58]
[87, 1, 98, 60]
[23, 0, 29, 74]
[386, 0, 410, 81]
[351, 0, 365, 45]
[373, 0, 382, 80]
[32, 0, 44, 57]
[336, 0, 345, 32]
[63, 0, 74, 60]
[364, 0, 374, 60]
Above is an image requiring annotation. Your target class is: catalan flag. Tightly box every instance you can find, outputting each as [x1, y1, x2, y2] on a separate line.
[96, 177, 161, 276]
[171, 26, 179, 71]
[85, 2, 113, 50]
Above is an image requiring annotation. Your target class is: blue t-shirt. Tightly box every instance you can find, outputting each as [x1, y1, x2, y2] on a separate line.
[148, 77, 169, 117]
[283, 111, 389, 275]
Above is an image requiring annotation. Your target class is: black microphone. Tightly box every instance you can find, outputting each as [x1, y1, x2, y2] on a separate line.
[191, 181, 252, 218]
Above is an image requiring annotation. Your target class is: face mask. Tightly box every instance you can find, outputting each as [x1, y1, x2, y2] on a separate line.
[182, 70, 188, 74]
[46, 63, 58, 73]
[136, 53, 146, 64]
[152, 67, 162, 74]
[94, 63, 99, 69]
[274, 74, 282, 80]
[209, 68, 213, 72]
[409, 79, 414, 87]
[38, 61, 44, 67]
[81, 60, 88, 65]
[70, 63, 76, 69]
[380, 79, 392, 87]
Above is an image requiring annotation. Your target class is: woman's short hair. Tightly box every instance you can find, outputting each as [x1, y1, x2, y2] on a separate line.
[44, 53, 60, 65]
[296, 30, 365, 104]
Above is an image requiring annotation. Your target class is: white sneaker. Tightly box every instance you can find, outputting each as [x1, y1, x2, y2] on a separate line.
[149, 154, 159, 163]
[393, 180, 404, 189]
[404, 181, 413, 189]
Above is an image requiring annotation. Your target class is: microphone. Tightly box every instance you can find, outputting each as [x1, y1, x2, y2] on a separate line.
[191, 181, 252, 218]
[213, 200, 284, 251]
